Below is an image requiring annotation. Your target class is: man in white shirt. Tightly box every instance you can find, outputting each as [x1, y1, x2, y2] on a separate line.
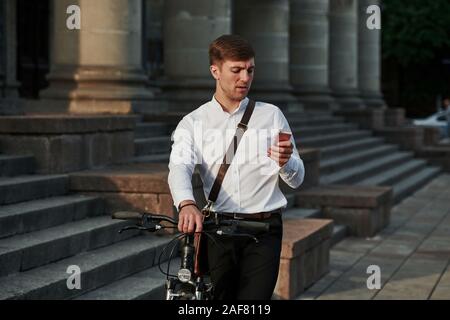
[168, 34, 305, 300]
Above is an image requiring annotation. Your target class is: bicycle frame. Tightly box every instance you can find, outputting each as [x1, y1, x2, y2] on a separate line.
[164, 234, 213, 300]
[112, 211, 269, 300]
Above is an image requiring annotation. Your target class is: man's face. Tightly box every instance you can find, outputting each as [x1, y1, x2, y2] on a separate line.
[210, 58, 255, 102]
[444, 99, 450, 108]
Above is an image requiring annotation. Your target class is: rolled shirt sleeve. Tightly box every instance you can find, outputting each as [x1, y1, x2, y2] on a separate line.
[167, 116, 198, 208]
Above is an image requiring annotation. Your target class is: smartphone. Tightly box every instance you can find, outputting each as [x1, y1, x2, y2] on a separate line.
[278, 130, 292, 143]
[269, 130, 292, 154]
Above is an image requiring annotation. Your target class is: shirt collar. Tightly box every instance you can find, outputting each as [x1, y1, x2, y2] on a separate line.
[211, 95, 249, 116]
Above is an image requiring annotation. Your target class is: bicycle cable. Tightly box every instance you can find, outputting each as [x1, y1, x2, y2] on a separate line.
[158, 232, 187, 278]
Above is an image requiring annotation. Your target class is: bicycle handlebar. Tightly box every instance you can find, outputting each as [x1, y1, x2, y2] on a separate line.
[111, 211, 270, 232]
[111, 211, 271, 293]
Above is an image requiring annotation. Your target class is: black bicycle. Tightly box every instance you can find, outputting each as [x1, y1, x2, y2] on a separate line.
[111, 211, 269, 300]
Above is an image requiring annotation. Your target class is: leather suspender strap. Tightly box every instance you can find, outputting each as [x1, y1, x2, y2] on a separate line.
[207, 99, 256, 205]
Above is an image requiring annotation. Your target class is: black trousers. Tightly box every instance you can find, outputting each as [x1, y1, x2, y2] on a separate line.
[206, 212, 283, 300]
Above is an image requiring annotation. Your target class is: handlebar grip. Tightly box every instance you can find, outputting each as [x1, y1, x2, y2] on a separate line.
[235, 220, 270, 232]
[111, 211, 143, 220]
[145, 214, 178, 225]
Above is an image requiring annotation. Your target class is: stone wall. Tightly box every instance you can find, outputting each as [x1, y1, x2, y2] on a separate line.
[0, 115, 137, 173]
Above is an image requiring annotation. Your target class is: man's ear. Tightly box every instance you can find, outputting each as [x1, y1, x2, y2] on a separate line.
[210, 64, 220, 80]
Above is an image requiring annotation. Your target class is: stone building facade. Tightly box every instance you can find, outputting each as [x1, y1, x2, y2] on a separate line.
[2, 1, 449, 301]
[0, 0, 385, 114]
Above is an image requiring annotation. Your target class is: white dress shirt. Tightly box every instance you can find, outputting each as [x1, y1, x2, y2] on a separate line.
[168, 96, 305, 214]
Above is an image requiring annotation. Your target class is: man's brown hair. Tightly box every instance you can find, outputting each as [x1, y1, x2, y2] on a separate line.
[209, 34, 255, 66]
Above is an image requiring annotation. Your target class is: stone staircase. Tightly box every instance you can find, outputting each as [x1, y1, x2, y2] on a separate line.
[133, 121, 172, 163]
[130, 111, 441, 206]
[0, 152, 174, 299]
[129, 110, 441, 247]
[0, 109, 443, 300]
[75, 258, 180, 300]
[0, 154, 35, 177]
[61, 110, 442, 300]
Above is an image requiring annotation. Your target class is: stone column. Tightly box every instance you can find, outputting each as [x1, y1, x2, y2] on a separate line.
[329, 0, 364, 109]
[39, 0, 154, 114]
[290, 0, 336, 111]
[144, 0, 164, 80]
[162, 0, 231, 111]
[0, 0, 22, 115]
[358, 0, 385, 108]
[234, 0, 299, 111]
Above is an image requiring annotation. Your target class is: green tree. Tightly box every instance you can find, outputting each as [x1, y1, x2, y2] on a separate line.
[382, 0, 450, 66]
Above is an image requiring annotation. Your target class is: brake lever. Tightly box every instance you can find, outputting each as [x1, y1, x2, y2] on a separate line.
[118, 224, 162, 233]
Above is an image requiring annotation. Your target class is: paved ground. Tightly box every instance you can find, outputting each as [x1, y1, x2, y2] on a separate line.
[297, 174, 450, 300]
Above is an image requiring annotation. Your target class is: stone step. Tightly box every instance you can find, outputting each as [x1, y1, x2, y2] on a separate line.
[134, 122, 170, 139]
[283, 210, 348, 247]
[0, 215, 141, 277]
[140, 112, 184, 125]
[0, 195, 104, 239]
[293, 123, 358, 138]
[74, 258, 180, 300]
[134, 136, 171, 157]
[130, 142, 390, 176]
[133, 114, 144, 123]
[138, 112, 346, 129]
[393, 167, 442, 203]
[320, 137, 385, 160]
[132, 153, 170, 164]
[0, 234, 173, 300]
[274, 218, 334, 299]
[285, 110, 333, 116]
[357, 158, 428, 187]
[282, 207, 322, 220]
[290, 117, 346, 128]
[133, 118, 350, 156]
[320, 144, 399, 175]
[320, 151, 414, 185]
[330, 224, 348, 247]
[296, 185, 392, 237]
[0, 175, 68, 205]
[285, 112, 340, 120]
[0, 154, 35, 177]
[299, 130, 372, 148]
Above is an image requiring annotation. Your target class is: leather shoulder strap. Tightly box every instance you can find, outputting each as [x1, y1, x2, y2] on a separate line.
[207, 99, 256, 204]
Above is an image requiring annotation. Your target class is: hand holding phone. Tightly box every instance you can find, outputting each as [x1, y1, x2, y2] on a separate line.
[269, 130, 293, 167]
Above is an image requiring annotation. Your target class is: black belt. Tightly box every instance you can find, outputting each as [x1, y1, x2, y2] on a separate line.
[210, 208, 282, 221]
